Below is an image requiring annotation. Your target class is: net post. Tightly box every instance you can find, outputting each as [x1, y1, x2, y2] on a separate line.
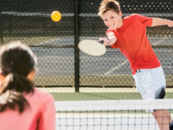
[74, 0, 80, 92]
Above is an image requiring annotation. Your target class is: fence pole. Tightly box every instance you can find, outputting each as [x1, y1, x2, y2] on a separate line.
[0, 12, 3, 44]
[74, 0, 80, 92]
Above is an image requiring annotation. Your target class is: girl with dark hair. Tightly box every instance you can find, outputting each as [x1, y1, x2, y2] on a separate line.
[0, 41, 55, 130]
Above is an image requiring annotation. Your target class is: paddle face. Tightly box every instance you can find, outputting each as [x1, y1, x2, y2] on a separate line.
[78, 40, 106, 56]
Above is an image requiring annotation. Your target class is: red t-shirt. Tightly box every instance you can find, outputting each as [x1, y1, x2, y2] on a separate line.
[106, 14, 160, 75]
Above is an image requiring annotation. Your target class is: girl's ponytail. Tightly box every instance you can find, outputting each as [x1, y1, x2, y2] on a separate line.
[0, 41, 37, 113]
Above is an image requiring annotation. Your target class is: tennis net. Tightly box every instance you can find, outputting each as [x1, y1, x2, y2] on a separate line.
[55, 99, 173, 130]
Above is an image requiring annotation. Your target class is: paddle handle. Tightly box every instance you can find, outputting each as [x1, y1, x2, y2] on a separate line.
[98, 40, 104, 44]
[98, 37, 109, 45]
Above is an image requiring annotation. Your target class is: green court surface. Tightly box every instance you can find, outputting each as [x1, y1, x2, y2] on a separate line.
[37, 87, 173, 101]
[51, 92, 142, 101]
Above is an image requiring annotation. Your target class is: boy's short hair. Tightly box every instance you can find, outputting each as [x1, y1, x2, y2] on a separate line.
[98, 0, 121, 16]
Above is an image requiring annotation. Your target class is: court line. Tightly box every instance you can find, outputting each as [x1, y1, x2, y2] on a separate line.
[38, 56, 123, 60]
[38, 56, 72, 59]
[104, 60, 128, 75]
[153, 37, 168, 45]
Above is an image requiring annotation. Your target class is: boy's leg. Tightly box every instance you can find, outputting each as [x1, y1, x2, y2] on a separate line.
[152, 110, 170, 130]
[164, 110, 173, 130]
[155, 82, 173, 129]
[164, 110, 173, 124]
[133, 67, 172, 130]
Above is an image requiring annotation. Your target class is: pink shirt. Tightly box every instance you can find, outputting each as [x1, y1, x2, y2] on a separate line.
[0, 88, 55, 130]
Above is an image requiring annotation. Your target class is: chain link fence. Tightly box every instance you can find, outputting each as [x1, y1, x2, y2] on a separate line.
[0, 0, 173, 91]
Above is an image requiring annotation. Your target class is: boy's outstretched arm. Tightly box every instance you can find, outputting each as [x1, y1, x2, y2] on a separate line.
[152, 18, 173, 27]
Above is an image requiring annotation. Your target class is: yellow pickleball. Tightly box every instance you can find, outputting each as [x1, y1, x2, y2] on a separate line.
[51, 11, 61, 22]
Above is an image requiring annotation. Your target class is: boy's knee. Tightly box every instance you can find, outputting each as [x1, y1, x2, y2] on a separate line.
[152, 109, 169, 118]
[152, 109, 163, 116]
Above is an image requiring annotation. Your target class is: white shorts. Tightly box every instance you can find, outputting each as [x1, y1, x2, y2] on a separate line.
[133, 66, 166, 100]
[133, 66, 166, 112]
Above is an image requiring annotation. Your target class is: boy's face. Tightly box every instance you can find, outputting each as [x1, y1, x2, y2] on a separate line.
[101, 9, 122, 30]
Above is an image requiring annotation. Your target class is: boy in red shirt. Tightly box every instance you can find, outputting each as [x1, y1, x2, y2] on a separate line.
[98, 0, 173, 130]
